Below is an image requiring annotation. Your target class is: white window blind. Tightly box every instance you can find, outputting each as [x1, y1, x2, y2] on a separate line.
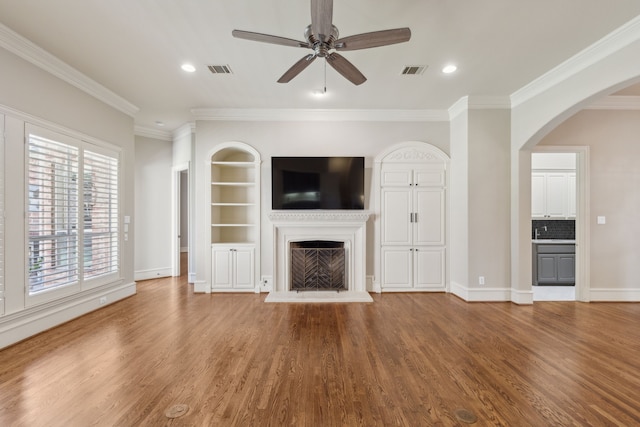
[83, 149, 119, 280]
[28, 134, 80, 294]
[27, 126, 120, 298]
[0, 115, 5, 315]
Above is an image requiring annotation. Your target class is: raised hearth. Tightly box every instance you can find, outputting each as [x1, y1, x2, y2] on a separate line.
[267, 211, 372, 302]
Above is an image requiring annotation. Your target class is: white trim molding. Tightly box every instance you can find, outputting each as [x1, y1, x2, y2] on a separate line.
[0, 282, 136, 349]
[589, 288, 640, 302]
[511, 15, 640, 107]
[0, 23, 139, 117]
[191, 108, 449, 122]
[450, 281, 513, 302]
[134, 267, 173, 282]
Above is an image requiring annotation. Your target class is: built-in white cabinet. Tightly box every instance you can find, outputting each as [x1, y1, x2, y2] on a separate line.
[210, 143, 261, 292]
[531, 171, 576, 219]
[378, 158, 447, 291]
[211, 244, 255, 289]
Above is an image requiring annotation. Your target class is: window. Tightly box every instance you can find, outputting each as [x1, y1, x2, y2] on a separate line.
[83, 150, 119, 280]
[27, 125, 119, 297]
[0, 115, 4, 315]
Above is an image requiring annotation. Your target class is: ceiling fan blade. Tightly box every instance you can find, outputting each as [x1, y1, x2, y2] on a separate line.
[326, 53, 366, 85]
[335, 28, 411, 51]
[311, 0, 333, 38]
[232, 30, 309, 48]
[278, 54, 317, 83]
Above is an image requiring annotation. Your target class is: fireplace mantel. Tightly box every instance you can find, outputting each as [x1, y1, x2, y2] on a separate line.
[268, 211, 371, 223]
[267, 210, 373, 302]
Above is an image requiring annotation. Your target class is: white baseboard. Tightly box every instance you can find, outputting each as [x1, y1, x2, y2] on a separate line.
[193, 281, 209, 293]
[134, 267, 172, 281]
[0, 281, 136, 349]
[511, 288, 534, 305]
[450, 281, 511, 302]
[367, 276, 381, 293]
[588, 288, 640, 302]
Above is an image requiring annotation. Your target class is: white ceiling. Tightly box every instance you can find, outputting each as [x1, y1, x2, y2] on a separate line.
[1, 1, 640, 132]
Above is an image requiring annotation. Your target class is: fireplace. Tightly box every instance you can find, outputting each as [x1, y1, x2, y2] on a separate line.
[267, 211, 372, 302]
[290, 241, 346, 291]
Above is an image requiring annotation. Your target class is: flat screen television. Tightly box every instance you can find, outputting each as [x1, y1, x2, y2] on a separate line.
[271, 157, 365, 210]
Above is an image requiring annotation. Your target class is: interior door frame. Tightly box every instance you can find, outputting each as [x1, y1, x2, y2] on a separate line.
[531, 146, 590, 302]
[172, 162, 190, 277]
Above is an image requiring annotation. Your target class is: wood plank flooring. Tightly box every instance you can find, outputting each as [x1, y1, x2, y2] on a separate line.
[1, 274, 639, 426]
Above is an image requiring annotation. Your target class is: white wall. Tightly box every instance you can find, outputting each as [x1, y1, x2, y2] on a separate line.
[193, 120, 450, 289]
[538, 109, 640, 298]
[134, 136, 173, 280]
[0, 45, 136, 348]
[449, 106, 512, 301]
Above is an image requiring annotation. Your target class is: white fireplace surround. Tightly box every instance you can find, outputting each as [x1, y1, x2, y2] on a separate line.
[266, 210, 373, 302]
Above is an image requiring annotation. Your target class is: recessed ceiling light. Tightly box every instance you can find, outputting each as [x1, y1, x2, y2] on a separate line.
[155, 121, 165, 127]
[442, 64, 457, 74]
[181, 63, 196, 73]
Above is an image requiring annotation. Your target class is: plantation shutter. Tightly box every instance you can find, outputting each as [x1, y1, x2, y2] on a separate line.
[0, 115, 4, 314]
[83, 149, 119, 280]
[27, 132, 80, 294]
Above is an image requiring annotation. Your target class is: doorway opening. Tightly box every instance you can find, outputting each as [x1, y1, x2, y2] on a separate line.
[172, 163, 191, 279]
[531, 147, 589, 302]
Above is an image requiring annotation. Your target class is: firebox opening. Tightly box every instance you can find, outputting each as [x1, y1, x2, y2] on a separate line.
[290, 241, 346, 292]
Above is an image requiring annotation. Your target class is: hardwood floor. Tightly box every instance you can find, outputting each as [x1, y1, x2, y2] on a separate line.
[1, 275, 639, 426]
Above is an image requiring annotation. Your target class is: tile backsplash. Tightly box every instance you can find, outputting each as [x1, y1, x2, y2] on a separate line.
[532, 219, 575, 240]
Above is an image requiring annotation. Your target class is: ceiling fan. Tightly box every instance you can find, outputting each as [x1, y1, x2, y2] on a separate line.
[232, 0, 411, 86]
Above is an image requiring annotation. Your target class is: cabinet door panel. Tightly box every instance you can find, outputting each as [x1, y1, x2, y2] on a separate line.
[531, 173, 546, 218]
[414, 167, 445, 187]
[414, 248, 445, 289]
[212, 248, 233, 288]
[382, 189, 412, 245]
[381, 247, 412, 288]
[414, 188, 445, 246]
[537, 254, 558, 283]
[567, 173, 576, 218]
[381, 168, 412, 187]
[234, 248, 255, 288]
[546, 173, 568, 217]
[557, 255, 575, 283]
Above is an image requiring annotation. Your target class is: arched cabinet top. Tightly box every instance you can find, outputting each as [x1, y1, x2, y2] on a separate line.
[375, 141, 449, 165]
[209, 141, 261, 163]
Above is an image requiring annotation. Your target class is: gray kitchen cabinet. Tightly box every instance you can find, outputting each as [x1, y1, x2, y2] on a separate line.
[533, 243, 575, 285]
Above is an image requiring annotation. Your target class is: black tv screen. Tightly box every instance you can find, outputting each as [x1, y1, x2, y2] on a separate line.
[272, 157, 365, 210]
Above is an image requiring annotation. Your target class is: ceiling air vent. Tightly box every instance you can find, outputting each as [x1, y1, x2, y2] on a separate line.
[207, 65, 233, 74]
[401, 65, 427, 75]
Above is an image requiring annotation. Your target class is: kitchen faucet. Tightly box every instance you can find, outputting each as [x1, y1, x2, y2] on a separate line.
[534, 226, 548, 239]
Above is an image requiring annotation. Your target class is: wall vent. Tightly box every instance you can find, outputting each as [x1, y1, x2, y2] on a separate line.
[401, 65, 427, 75]
[207, 65, 233, 74]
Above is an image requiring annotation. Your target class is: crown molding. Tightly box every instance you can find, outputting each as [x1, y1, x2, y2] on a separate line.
[447, 96, 511, 120]
[511, 15, 640, 107]
[172, 122, 195, 140]
[191, 108, 449, 122]
[585, 95, 640, 110]
[0, 23, 139, 118]
[134, 125, 172, 141]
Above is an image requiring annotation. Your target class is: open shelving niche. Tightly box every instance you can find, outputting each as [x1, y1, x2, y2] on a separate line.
[210, 143, 261, 291]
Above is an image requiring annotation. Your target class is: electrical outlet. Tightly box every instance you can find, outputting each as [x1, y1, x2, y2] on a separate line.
[478, 276, 485, 285]
[99, 296, 107, 305]
[261, 276, 273, 291]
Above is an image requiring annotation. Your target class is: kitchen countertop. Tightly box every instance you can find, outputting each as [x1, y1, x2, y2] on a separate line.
[531, 239, 576, 244]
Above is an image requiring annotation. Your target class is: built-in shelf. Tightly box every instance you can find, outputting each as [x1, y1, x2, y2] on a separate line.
[210, 145, 260, 247]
